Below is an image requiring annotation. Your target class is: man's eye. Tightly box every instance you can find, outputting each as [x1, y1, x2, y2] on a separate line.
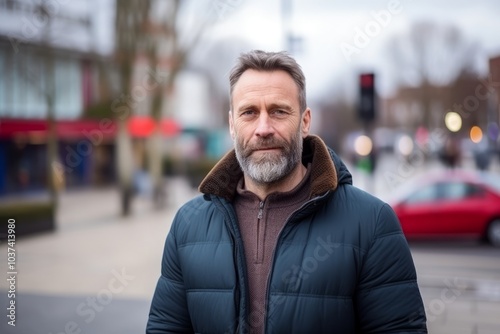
[241, 110, 255, 116]
[272, 109, 287, 116]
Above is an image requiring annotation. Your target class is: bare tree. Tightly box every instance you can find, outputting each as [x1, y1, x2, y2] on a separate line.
[189, 37, 253, 114]
[143, 0, 209, 209]
[387, 21, 480, 130]
[114, 0, 151, 215]
[114, 0, 224, 212]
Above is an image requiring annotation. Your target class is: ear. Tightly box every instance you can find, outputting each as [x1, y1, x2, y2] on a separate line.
[300, 108, 311, 138]
[229, 110, 235, 140]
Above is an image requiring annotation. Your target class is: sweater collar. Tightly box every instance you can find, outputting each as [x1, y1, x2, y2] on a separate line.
[199, 135, 339, 201]
[235, 163, 312, 206]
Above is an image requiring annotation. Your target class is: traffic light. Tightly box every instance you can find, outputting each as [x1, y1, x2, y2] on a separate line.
[358, 73, 376, 122]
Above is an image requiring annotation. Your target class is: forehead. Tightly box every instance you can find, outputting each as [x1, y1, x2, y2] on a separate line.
[232, 69, 299, 106]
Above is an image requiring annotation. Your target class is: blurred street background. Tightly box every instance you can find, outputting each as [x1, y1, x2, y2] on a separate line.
[1, 0, 500, 333]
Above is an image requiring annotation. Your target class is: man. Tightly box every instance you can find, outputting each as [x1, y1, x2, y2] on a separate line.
[147, 50, 427, 333]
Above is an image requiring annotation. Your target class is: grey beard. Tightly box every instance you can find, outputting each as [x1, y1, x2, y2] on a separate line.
[243, 154, 290, 184]
[234, 133, 303, 185]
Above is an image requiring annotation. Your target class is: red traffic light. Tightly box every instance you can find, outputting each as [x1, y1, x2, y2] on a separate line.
[360, 73, 374, 88]
[358, 73, 376, 122]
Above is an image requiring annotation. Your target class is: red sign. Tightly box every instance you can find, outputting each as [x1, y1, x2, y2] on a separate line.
[127, 116, 156, 138]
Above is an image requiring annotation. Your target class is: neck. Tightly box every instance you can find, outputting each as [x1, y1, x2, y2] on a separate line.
[243, 163, 307, 201]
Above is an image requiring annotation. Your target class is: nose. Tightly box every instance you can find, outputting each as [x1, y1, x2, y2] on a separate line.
[254, 112, 274, 138]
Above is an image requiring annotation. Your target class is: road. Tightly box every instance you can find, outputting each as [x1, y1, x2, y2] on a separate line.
[411, 241, 500, 334]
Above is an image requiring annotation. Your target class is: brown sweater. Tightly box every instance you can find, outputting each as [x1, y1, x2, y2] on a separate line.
[233, 166, 312, 334]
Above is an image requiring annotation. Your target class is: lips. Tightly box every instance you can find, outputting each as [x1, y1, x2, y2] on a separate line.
[255, 147, 280, 150]
[252, 146, 282, 153]
[252, 142, 282, 151]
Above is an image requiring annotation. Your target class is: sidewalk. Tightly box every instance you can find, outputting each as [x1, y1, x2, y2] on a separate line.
[6, 176, 199, 299]
[0, 177, 198, 334]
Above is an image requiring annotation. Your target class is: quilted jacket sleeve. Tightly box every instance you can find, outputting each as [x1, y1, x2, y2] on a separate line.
[146, 213, 193, 333]
[355, 204, 427, 333]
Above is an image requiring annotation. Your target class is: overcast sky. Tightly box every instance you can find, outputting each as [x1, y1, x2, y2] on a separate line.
[203, 0, 500, 99]
[2, 0, 499, 101]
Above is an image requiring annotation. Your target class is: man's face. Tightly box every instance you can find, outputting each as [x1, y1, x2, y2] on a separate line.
[229, 69, 311, 184]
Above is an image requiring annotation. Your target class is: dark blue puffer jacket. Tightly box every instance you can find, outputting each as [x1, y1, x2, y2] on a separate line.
[147, 135, 427, 333]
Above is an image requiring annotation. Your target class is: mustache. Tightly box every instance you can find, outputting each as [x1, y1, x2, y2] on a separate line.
[249, 138, 285, 151]
[238, 138, 287, 159]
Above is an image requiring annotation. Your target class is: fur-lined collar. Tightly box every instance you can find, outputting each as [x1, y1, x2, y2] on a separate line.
[198, 135, 339, 201]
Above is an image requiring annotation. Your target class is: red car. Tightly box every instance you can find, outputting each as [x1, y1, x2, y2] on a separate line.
[390, 170, 500, 246]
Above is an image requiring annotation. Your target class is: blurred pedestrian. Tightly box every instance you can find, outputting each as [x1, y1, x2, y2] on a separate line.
[439, 135, 461, 169]
[147, 50, 427, 333]
[473, 138, 491, 171]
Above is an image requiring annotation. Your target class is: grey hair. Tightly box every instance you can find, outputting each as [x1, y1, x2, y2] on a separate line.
[229, 50, 307, 113]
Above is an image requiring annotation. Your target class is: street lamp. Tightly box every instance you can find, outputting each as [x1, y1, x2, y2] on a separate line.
[445, 111, 462, 132]
[470, 126, 483, 144]
[397, 135, 414, 156]
[354, 135, 373, 156]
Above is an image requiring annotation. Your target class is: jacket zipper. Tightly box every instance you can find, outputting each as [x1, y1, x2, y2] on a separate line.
[256, 200, 265, 264]
[258, 200, 264, 220]
[262, 191, 331, 333]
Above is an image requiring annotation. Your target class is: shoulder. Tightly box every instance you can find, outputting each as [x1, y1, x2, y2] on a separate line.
[175, 195, 212, 224]
[171, 195, 227, 244]
[320, 184, 403, 245]
[329, 183, 393, 221]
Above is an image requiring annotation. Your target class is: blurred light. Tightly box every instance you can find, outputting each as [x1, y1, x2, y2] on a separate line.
[354, 135, 373, 156]
[445, 112, 462, 132]
[487, 122, 499, 141]
[470, 126, 483, 144]
[398, 135, 414, 156]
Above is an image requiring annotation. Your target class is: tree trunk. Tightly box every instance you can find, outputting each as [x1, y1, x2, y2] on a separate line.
[117, 119, 134, 216]
[147, 127, 165, 208]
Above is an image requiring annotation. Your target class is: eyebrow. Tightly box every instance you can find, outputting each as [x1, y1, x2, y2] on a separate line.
[237, 102, 294, 112]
